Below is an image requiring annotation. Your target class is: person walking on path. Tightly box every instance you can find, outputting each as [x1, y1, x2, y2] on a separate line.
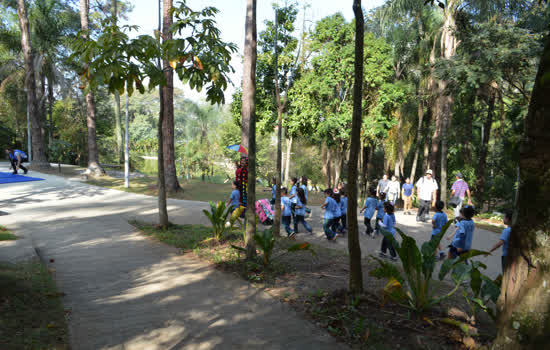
[451, 172, 472, 219]
[415, 169, 438, 222]
[386, 175, 400, 206]
[293, 187, 312, 234]
[280, 187, 294, 237]
[401, 178, 414, 214]
[360, 187, 378, 237]
[5, 147, 29, 175]
[489, 210, 512, 272]
[376, 174, 389, 197]
[378, 202, 397, 261]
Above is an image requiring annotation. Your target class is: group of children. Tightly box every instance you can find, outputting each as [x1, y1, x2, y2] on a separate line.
[231, 176, 512, 273]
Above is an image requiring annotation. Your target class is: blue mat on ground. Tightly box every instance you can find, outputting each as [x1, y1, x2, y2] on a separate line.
[0, 172, 44, 184]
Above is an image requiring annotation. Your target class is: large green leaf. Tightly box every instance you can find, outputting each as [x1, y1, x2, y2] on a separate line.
[370, 256, 405, 284]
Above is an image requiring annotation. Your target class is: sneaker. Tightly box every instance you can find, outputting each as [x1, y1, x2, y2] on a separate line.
[416, 216, 420, 222]
[390, 256, 398, 261]
[23, 169, 28, 174]
[439, 252, 446, 260]
[378, 251, 387, 258]
[288, 231, 296, 238]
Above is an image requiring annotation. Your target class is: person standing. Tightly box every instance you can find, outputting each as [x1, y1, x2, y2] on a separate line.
[401, 177, 414, 215]
[415, 169, 438, 222]
[451, 172, 472, 219]
[386, 175, 400, 206]
[489, 210, 512, 272]
[376, 174, 389, 197]
[5, 147, 29, 175]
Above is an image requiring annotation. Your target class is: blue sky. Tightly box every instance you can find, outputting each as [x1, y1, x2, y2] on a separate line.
[122, 0, 387, 102]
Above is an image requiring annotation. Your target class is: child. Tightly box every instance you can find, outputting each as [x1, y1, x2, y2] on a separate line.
[294, 187, 312, 234]
[489, 210, 512, 273]
[378, 202, 397, 260]
[300, 176, 308, 202]
[374, 192, 386, 236]
[289, 177, 298, 224]
[360, 187, 378, 238]
[226, 181, 240, 212]
[431, 201, 448, 260]
[446, 205, 475, 259]
[270, 177, 277, 205]
[339, 189, 348, 233]
[331, 190, 343, 234]
[321, 189, 338, 241]
[280, 187, 295, 237]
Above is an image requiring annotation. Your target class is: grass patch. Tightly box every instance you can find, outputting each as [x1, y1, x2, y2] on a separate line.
[0, 260, 69, 350]
[131, 221, 215, 250]
[0, 225, 17, 241]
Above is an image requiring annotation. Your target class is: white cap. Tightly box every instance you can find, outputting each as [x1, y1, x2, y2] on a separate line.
[426, 169, 433, 175]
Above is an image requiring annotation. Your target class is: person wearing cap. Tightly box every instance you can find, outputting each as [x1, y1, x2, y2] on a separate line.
[451, 172, 472, 219]
[415, 169, 438, 222]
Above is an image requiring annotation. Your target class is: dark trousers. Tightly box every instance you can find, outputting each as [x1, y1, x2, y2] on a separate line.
[364, 217, 373, 235]
[381, 236, 397, 257]
[323, 218, 336, 240]
[501, 256, 508, 273]
[417, 199, 431, 221]
[294, 215, 312, 233]
[331, 217, 342, 234]
[282, 216, 293, 236]
[340, 214, 347, 230]
[9, 157, 28, 174]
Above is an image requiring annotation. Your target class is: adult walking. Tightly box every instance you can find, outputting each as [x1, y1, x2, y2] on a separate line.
[451, 172, 472, 218]
[5, 147, 29, 175]
[376, 174, 389, 197]
[401, 177, 414, 214]
[415, 169, 438, 222]
[386, 175, 400, 206]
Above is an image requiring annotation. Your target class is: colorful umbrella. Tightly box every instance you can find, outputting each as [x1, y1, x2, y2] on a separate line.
[226, 144, 248, 155]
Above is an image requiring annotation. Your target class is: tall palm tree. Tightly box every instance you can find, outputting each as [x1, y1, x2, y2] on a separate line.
[79, 0, 104, 175]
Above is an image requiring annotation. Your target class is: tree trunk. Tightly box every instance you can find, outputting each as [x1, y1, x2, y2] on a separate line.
[410, 98, 424, 182]
[284, 135, 292, 187]
[17, 0, 49, 168]
[242, 0, 257, 259]
[273, 9, 282, 237]
[422, 135, 430, 173]
[112, 0, 123, 164]
[47, 76, 54, 147]
[162, 0, 180, 193]
[347, 0, 364, 294]
[440, 98, 450, 204]
[493, 32, 550, 350]
[475, 89, 495, 206]
[321, 143, 330, 187]
[157, 0, 169, 228]
[80, 0, 103, 175]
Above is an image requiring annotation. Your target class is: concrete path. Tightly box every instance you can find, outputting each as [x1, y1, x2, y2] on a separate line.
[0, 164, 346, 350]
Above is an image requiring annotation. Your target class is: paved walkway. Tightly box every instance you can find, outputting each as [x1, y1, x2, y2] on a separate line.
[0, 164, 346, 350]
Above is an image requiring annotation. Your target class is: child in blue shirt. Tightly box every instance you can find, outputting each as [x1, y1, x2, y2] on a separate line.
[447, 205, 475, 259]
[360, 187, 378, 238]
[431, 201, 448, 260]
[226, 181, 240, 212]
[374, 192, 386, 236]
[378, 202, 397, 260]
[270, 177, 277, 205]
[331, 191, 343, 234]
[321, 189, 338, 241]
[280, 187, 294, 237]
[489, 210, 512, 272]
[294, 187, 312, 234]
[339, 189, 348, 234]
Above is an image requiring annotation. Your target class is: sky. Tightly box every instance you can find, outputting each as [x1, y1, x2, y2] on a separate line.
[122, 0, 387, 103]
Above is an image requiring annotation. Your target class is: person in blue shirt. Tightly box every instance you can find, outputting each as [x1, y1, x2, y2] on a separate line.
[339, 189, 348, 234]
[300, 176, 308, 202]
[489, 210, 513, 272]
[374, 192, 386, 236]
[401, 177, 414, 215]
[293, 188, 312, 234]
[446, 205, 475, 259]
[378, 202, 397, 260]
[331, 191, 343, 234]
[280, 187, 294, 237]
[5, 147, 29, 175]
[226, 181, 241, 212]
[431, 201, 448, 260]
[360, 187, 378, 238]
[321, 189, 338, 241]
[288, 177, 298, 226]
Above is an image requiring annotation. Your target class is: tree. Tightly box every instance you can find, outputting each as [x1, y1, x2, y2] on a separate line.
[80, 0, 104, 175]
[242, 0, 257, 259]
[73, 1, 235, 227]
[347, 0, 364, 293]
[493, 30, 550, 349]
[112, 0, 123, 164]
[16, 0, 49, 167]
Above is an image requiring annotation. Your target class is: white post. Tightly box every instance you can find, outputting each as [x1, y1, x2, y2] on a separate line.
[27, 103, 32, 163]
[124, 88, 129, 188]
[186, 140, 189, 180]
